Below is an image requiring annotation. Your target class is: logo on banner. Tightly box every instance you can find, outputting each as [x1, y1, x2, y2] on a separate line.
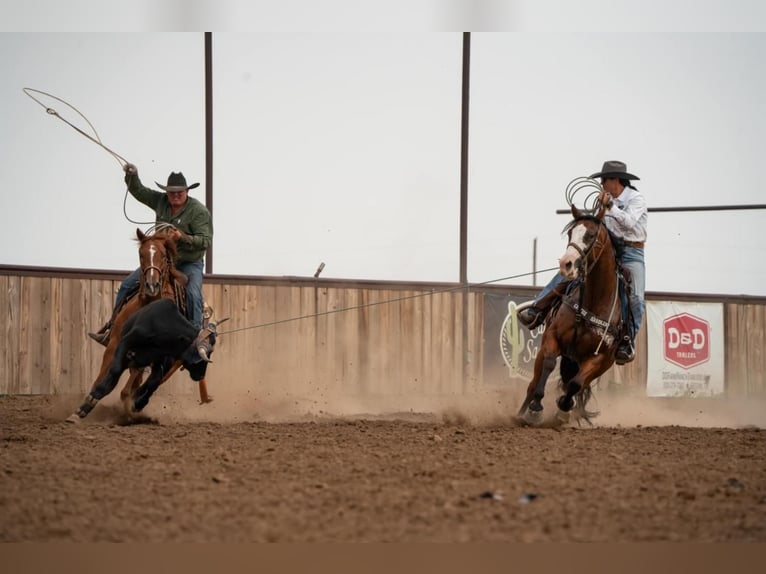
[500, 301, 553, 382]
[663, 313, 710, 369]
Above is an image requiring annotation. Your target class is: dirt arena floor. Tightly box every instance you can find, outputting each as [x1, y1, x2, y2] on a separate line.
[1, 384, 765, 542]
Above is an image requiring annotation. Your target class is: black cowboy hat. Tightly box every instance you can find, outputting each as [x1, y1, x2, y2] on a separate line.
[590, 160, 640, 181]
[156, 172, 200, 192]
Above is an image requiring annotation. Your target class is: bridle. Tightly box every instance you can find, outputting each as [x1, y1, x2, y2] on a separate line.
[564, 217, 621, 354]
[566, 218, 609, 280]
[139, 239, 171, 298]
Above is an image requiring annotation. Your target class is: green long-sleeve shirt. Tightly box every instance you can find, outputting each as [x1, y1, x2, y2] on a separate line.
[125, 172, 213, 263]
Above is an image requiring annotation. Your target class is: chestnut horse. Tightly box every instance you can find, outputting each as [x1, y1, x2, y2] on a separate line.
[517, 205, 624, 426]
[68, 228, 210, 422]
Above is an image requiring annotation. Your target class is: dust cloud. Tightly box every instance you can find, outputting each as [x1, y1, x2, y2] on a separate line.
[62, 374, 765, 430]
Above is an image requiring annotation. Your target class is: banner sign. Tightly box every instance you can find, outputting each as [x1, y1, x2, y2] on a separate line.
[484, 292, 560, 387]
[646, 301, 724, 397]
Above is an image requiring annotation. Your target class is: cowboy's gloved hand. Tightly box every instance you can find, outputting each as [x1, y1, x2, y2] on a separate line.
[123, 163, 137, 175]
[599, 191, 614, 208]
[170, 228, 192, 244]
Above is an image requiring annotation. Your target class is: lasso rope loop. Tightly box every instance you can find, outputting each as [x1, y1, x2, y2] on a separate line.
[23, 87, 129, 167]
[25, 87, 559, 339]
[23, 87, 155, 225]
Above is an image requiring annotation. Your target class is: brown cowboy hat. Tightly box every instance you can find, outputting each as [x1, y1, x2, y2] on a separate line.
[590, 160, 640, 181]
[156, 172, 200, 192]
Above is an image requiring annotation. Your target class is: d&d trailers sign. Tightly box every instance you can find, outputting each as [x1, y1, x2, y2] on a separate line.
[663, 312, 710, 370]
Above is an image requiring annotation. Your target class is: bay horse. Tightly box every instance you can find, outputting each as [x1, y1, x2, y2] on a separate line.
[68, 228, 212, 422]
[517, 205, 624, 426]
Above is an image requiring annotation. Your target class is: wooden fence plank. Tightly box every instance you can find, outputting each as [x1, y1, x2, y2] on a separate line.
[0, 276, 21, 395]
[49, 277, 63, 394]
[17, 277, 33, 394]
[1, 270, 765, 400]
[746, 304, 765, 394]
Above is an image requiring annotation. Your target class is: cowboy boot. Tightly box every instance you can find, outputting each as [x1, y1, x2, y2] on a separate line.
[517, 282, 568, 330]
[615, 336, 636, 365]
[88, 321, 112, 346]
[87, 301, 124, 347]
[517, 304, 545, 330]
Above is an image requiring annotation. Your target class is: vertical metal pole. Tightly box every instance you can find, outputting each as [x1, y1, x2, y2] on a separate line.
[459, 32, 470, 285]
[460, 33, 471, 392]
[204, 32, 214, 274]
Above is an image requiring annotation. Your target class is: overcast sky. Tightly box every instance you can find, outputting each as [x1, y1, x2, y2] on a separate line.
[1, 2, 765, 297]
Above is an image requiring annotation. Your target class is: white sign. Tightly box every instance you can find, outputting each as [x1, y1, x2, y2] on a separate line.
[646, 301, 724, 397]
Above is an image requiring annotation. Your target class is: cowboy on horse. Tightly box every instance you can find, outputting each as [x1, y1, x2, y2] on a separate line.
[516, 160, 648, 365]
[89, 163, 213, 345]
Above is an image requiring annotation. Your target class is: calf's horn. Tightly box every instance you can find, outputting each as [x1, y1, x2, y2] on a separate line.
[198, 346, 213, 363]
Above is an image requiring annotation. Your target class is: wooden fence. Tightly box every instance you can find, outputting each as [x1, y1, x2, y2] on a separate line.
[1, 266, 765, 398]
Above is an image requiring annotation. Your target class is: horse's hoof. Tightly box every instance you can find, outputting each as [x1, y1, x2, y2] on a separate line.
[199, 396, 214, 405]
[522, 408, 543, 426]
[555, 409, 570, 424]
[65, 413, 81, 424]
[122, 400, 137, 416]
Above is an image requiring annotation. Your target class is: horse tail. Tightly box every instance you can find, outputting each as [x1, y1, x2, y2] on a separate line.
[576, 386, 600, 420]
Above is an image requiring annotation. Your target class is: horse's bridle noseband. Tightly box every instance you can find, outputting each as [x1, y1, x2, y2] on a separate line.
[142, 264, 166, 280]
[566, 218, 608, 278]
[140, 241, 171, 294]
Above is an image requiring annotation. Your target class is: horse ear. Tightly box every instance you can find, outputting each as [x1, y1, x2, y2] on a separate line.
[595, 203, 607, 220]
[137, 228, 146, 241]
[571, 204, 582, 219]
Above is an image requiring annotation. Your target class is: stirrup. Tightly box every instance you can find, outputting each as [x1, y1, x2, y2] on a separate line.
[88, 328, 111, 347]
[517, 303, 545, 330]
[615, 340, 635, 365]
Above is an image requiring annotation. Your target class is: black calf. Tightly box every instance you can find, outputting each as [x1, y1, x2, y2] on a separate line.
[73, 299, 201, 418]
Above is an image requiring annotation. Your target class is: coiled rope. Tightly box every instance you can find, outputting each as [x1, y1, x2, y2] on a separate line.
[565, 176, 604, 215]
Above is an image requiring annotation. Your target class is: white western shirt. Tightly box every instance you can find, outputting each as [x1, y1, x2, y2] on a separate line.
[604, 186, 648, 243]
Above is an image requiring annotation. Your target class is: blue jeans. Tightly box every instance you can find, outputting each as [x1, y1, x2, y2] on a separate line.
[621, 247, 645, 342]
[533, 247, 645, 342]
[534, 272, 566, 302]
[115, 260, 204, 329]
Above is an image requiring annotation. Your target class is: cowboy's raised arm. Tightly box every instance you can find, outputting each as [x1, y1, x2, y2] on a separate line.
[123, 163, 163, 209]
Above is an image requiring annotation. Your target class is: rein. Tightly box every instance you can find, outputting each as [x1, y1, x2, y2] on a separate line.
[139, 239, 188, 318]
[566, 219, 609, 278]
[565, 219, 620, 354]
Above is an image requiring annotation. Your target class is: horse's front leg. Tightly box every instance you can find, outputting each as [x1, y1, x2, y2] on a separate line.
[555, 355, 611, 424]
[67, 368, 123, 423]
[518, 347, 559, 424]
[67, 338, 125, 422]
